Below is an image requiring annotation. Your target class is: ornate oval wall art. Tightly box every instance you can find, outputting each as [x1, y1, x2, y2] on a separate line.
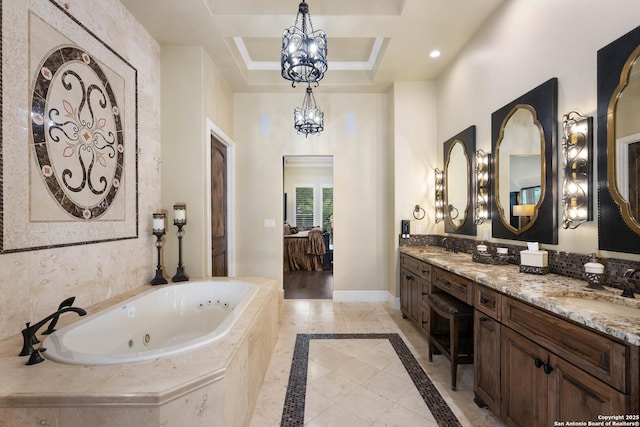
[31, 45, 123, 220]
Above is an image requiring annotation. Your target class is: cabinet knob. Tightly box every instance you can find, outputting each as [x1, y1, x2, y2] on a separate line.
[543, 363, 554, 375]
[479, 317, 489, 322]
[534, 358, 544, 368]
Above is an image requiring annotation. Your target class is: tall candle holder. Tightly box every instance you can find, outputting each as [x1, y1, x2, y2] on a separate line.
[151, 212, 168, 285]
[172, 203, 189, 282]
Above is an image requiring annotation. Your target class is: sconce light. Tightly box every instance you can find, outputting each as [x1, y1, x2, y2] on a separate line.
[561, 111, 592, 229]
[434, 168, 444, 223]
[475, 149, 491, 224]
[413, 204, 425, 220]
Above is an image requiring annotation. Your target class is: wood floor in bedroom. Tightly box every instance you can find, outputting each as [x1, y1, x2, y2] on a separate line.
[283, 270, 334, 299]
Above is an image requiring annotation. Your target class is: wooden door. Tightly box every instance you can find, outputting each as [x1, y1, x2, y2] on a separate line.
[211, 135, 227, 276]
[400, 269, 412, 318]
[474, 314, 501, 415]
[548, 354, 627, 424]
[501, 328, 548, 427]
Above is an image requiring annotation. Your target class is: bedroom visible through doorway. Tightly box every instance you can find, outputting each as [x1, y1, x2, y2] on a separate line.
[283, 156, 333, 299]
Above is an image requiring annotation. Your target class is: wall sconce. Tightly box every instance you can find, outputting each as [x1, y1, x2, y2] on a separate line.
[413, 204, 425, 220]
[561, 111, 592, 229]
[434, 168, 444, 223]
[475, 149, 491, 224]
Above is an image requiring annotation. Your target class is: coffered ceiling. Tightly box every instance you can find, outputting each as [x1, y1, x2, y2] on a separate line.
[119, 0, 505, 93]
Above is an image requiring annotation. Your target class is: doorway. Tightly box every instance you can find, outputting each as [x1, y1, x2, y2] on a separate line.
[283, 156, 333, 299]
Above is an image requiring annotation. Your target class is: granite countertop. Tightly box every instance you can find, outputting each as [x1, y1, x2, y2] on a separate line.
[400, 246, 640, 346]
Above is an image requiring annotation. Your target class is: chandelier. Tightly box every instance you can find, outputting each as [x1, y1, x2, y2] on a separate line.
[294, 86, 324, 137]
[281, 1, 327, 86]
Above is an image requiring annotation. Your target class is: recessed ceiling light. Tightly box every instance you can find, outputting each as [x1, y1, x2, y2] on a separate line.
[429, 50, 441, 58]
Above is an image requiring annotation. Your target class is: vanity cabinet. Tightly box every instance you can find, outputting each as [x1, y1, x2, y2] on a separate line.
[474, 285, 502, 415]
[399, 254, 431, 335]
[500, 296, 631, 426]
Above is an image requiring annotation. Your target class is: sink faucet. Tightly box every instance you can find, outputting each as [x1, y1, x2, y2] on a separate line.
[19, 304, 86, 364]
[443, 237, 457, 253]
[620, 269, 639, 298]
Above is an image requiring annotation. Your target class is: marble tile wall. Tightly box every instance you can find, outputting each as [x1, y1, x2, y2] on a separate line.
[400, 234, 640, 292]
[0, 0, 161, 341]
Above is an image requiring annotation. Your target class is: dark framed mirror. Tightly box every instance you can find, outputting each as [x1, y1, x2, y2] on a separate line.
[444, 126, 476, 236]
[491, 78, 558, 244]
[597, 25, 640, 254]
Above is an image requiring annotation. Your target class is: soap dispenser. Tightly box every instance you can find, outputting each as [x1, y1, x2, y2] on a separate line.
[584, 253, 605, 290]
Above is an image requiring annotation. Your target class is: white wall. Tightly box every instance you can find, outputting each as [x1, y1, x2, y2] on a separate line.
[161, 46, 234, 278]
[0, 0, 160, 340]
[436, 0, 640, 260]
[388, 82, 437, 297]
[233, 92, 388, 295]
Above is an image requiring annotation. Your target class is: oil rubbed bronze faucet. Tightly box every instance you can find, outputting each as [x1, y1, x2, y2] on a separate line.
[620, 269, 639, 298]
[19, 299, 86, 365]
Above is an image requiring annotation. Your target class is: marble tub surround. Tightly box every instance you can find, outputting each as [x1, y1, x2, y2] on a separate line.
[0, 277, 279, 427]
[400, 234, 640, 292]
[400, 246, 640, 346]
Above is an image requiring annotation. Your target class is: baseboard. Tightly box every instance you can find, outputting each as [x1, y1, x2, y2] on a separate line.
[333, 290, 395, 303]
[388, 294, 401, 310]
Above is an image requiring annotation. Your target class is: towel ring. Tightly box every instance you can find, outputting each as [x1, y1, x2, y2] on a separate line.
[413, 205, 426, 220]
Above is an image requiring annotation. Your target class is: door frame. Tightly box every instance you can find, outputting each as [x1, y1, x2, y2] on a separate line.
[206, 119, 235, 276]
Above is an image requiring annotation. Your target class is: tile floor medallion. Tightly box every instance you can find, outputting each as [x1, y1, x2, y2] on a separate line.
[281, 334, 462, 427]
[250, 301, 504, 427]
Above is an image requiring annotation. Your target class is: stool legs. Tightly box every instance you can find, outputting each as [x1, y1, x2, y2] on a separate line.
[450, 315, 459, 390]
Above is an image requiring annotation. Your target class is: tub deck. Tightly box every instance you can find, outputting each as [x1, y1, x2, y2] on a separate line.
[0, 277, 280, 426]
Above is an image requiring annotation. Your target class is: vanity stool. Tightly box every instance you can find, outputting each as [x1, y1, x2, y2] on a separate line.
[427, 291, 474, 390]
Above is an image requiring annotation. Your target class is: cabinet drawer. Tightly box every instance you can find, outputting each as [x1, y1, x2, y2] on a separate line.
[502, 297, 629, 392]
[400, 254, 431, 281]
[432, 267, 474, 305]
[474, 285, 502, 321]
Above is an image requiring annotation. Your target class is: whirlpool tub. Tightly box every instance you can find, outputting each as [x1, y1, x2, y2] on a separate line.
[42, 280, 259, 365]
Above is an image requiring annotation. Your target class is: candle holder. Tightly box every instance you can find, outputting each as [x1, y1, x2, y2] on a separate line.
[151, 213, 168, 285]
[172, 203, 189, 282]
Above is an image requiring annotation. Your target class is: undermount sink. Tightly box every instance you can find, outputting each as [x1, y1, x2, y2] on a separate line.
[551, 295, 640, 319]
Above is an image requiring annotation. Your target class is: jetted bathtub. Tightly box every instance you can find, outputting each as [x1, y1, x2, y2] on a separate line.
[42, 280, 258, 365]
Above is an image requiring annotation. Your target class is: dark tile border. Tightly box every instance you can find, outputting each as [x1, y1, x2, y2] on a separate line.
[280, 333, 462, 427]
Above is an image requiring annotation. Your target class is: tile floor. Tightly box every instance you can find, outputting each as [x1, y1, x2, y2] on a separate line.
[250, 300, 505, 426]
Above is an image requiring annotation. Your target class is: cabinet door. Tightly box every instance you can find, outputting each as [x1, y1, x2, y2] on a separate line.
[400, 269, 413, 318]
[501, 328, 548, 427]
[548, 354, 628, 424]
[409, 276, 422, 322]
[474, 312, 501, 415]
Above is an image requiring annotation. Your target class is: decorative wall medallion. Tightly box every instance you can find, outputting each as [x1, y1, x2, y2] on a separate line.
[0, 0, 138, 253]
[31, 46, 124, 219]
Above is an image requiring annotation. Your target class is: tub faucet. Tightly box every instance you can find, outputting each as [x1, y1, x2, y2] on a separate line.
[620, 269, 639, 298]
[19, 305, 87, 364]
[41, 296, 77, 335]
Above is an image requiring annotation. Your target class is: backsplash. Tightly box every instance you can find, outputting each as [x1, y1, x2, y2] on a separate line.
[399, 235, 640, 292]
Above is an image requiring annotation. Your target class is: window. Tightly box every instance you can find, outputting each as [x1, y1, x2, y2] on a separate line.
[294, 185, 333, 230]
[322, 186, 333, 231]
[295, 187, 314, 228]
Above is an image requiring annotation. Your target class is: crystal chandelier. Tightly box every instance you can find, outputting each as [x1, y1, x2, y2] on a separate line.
[294, 86, 324, 137]
[281, 1, 327, 86]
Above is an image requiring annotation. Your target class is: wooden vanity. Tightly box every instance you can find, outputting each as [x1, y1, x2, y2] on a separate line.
[399, 248, 640, 426]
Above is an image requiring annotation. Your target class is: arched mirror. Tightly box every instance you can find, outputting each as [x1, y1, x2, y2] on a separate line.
[444, 126, 476, 236]
[495, 106, 544, 233]
[491, 78, 558, 244]
[597, 25, 640, 254]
